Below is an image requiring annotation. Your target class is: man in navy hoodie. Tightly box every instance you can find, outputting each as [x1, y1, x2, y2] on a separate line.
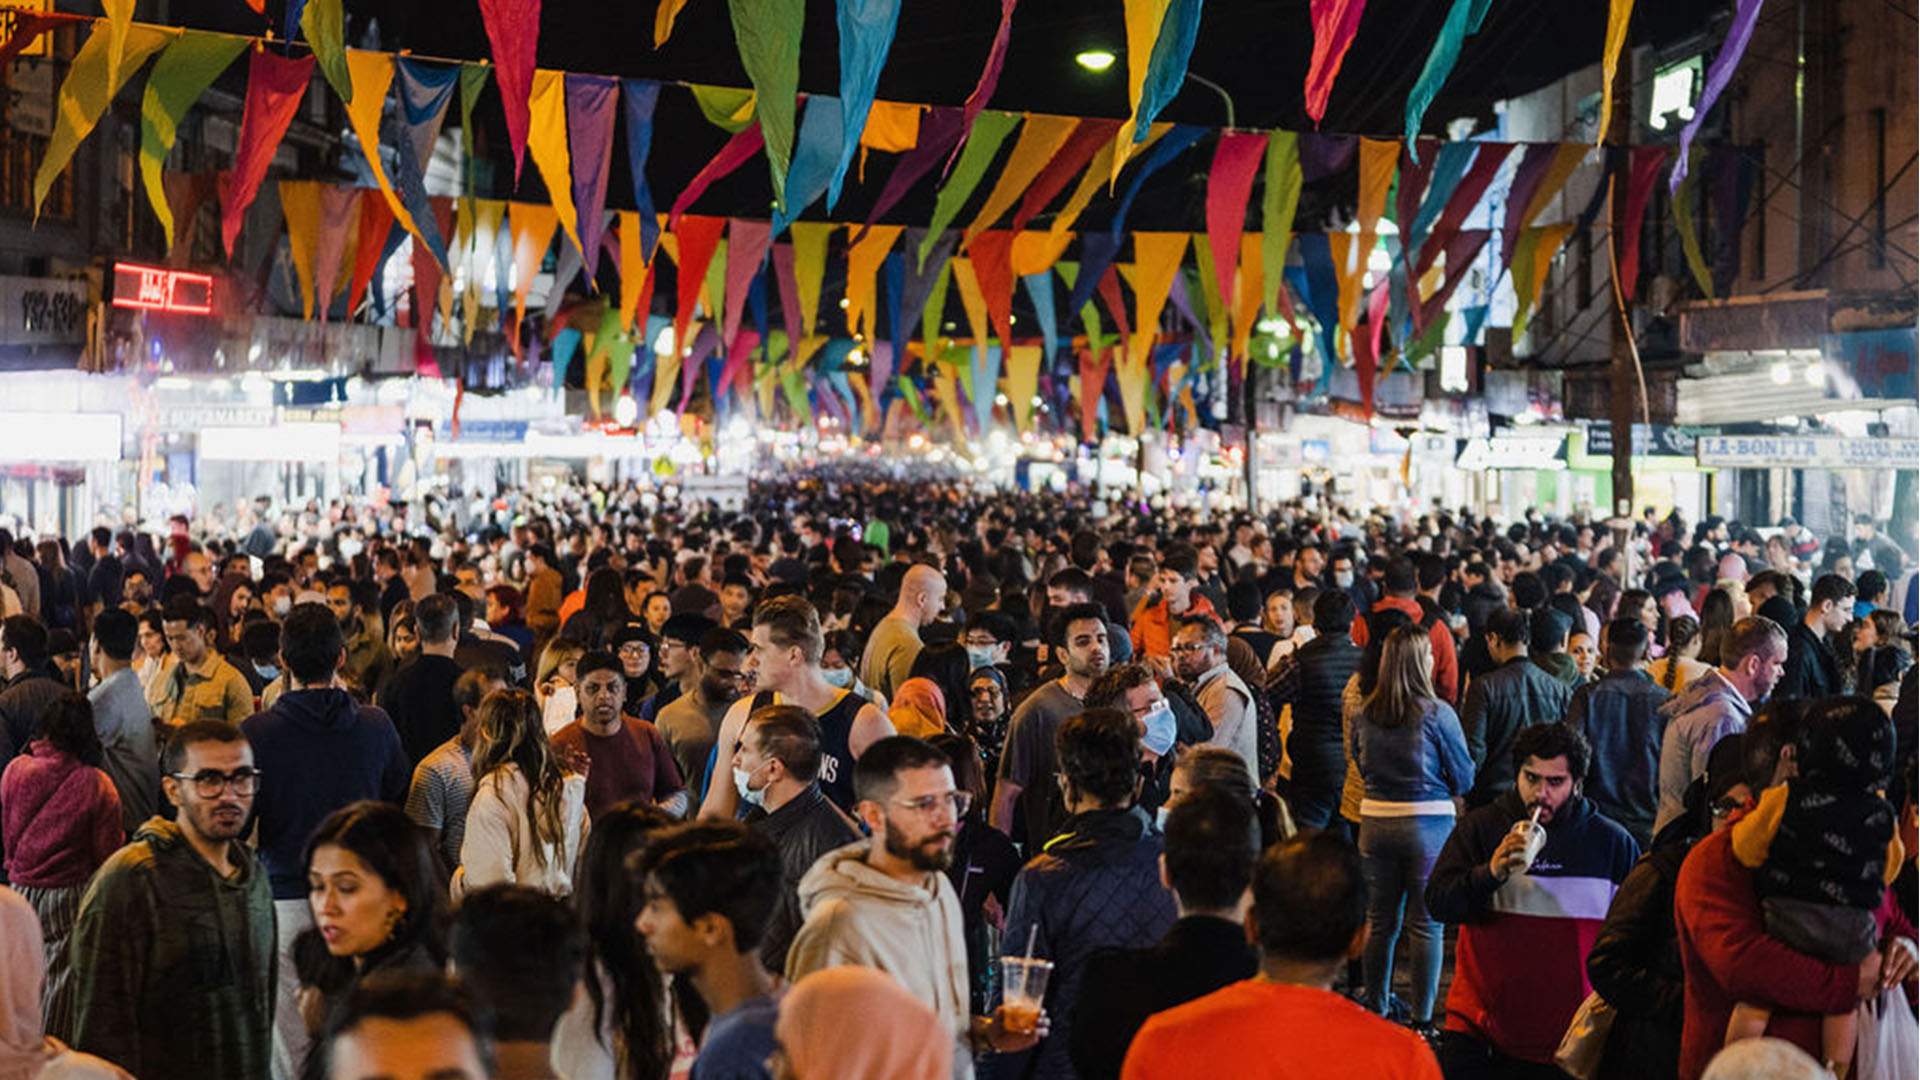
[243, 601, 408, 1080]
[1425, 722, 1639, 1079]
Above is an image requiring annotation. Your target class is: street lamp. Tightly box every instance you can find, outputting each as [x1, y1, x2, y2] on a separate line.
[1075, 49, 1117, 73]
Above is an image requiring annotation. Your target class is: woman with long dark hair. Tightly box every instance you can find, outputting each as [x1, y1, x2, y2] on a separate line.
[551, 801, 700, 1080]
[1350, 625, 1472, 1035]
[0, 691, 121, 1038]
[456, 688, 589, 898]
[1695, 586, 1737, 667]
[563, 568, 632, 648]
[301, 800, 446, 1013]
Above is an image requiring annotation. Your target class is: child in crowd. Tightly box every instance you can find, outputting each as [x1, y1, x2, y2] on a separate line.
[1724, 701, 1901, 1076]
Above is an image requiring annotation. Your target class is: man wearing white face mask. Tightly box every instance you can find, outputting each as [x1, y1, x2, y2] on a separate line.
[700, 596, 894, 820]
[737, 703, 861, 973]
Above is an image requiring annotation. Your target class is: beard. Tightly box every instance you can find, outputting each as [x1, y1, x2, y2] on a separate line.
[700, 674, 742, 705]
[884, 823, 954, 872]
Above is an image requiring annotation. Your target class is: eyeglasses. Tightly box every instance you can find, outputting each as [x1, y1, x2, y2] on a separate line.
[169, 768, 262, 798]
[617, 643, 650, 657]
[1169, 642, 1210, 655]
[892, 790, 972, 817]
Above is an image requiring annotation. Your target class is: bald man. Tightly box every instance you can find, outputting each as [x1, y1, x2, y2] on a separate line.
[858, 563, 947, 700]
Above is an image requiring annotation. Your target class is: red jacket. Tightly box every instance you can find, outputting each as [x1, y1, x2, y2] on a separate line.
[1131, 594, 1217, 662]
[1673, 827, 1908, 1080]
[0, 741, 123, 888]
[1351, 596, 1459, 703]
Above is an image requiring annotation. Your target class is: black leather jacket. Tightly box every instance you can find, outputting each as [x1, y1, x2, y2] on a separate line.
[750, 782, 860, 973]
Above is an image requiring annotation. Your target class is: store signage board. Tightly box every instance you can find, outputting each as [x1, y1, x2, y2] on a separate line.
[1456, 434, 1568, 472]
[1584, 423, 1700, 459]
[150, 404, 276, 432]
[111, 263, 214, 315]
[0, 0, 52, 59]
[0, 411, 120, 461]
[0, 275, 86, 345]
[1695, 435, 1920, 470]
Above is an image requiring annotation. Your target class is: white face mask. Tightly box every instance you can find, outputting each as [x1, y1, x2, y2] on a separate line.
[821, 666, 854, 689]
[734, 764, 768, 808]
[271, 595, 292, 618]
[541, 684, 578, 735]
[965, 645, 999, 670]
[1334, 571, 1355, 589]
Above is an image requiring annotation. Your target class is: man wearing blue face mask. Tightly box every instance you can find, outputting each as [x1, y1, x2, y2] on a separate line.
[1086, 664, 1183, 817]
[735, 703, 861, 974]
[962, 612, 1017, 670]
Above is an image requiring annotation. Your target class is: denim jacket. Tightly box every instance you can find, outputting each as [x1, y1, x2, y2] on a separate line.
[1348, 697, 1474, 807]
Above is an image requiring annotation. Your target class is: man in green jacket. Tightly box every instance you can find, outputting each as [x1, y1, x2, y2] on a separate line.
[68, 720, 277, 1080]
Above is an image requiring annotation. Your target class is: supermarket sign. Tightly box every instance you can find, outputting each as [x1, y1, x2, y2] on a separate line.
[1695, 434, 1920, 470]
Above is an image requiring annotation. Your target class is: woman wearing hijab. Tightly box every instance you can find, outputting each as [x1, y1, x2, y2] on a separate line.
[0, 885, 130, 1079]
[772, 967, 948, 1080]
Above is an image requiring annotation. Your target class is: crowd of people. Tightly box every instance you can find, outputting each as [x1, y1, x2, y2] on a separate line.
[0, 477, 1914, 1080]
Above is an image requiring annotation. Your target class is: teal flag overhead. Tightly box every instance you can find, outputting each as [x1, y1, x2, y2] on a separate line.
[775, 95, 843, 236]
[1134, 0, 1205, 141]
[827, 0, 901, 209]
[1401, 0, 1494, 155]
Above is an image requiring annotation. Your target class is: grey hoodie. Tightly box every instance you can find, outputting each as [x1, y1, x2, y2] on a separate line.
[786, 839, 974, 1079]
[1653, 669, 1752, 834]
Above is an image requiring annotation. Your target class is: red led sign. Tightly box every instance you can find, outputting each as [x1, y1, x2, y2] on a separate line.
[111, 262, 215, 315]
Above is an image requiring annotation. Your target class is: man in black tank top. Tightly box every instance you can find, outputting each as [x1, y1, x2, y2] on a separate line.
[744, 686, 865, 811]
[699, 595, 895, 821]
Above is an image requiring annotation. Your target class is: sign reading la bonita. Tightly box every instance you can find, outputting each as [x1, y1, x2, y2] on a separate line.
[1695, 435, 1920, 470]
[111, 262, 214, 316]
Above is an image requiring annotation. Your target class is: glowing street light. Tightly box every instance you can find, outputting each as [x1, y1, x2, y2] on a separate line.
[1075, 49, 1117, 73]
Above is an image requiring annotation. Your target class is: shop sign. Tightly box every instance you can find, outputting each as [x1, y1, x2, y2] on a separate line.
[111, 263, 214, 315]
[149, 403, 276, 432]
[437, 419, 529, 443]
[1695, 434, 1920, 470]
[7, 58, 51, 135]
[1583, 423, 1700, 458]
[1455, 433, 1567, 472]
[0, 411, 119, 462]
[1410, 434, 1458, 461]
[0, 1, 51, 59]
[0, 275, 87, 345]
[1825, 328, 1917, 400]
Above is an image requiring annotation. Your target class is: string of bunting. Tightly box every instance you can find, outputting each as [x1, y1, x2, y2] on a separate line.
[6, 5, 1756, 444]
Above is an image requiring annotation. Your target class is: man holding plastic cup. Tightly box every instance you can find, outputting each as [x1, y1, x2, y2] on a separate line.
[1424, 724, 1640, 1079]
[786, 735, 1042, 1079]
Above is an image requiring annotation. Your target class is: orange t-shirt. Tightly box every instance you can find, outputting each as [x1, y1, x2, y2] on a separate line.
[1121, 979, 1442, 1080]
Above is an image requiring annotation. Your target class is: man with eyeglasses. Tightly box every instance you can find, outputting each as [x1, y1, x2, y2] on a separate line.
[787, 736, 1041, 1079]
[655, 626, 750, 801]
[1000, 708, 1179, 1080]
[68, 720, 276, 1080]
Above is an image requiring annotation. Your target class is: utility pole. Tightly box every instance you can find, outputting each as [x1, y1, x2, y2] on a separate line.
[1606, 35, 1637, 581]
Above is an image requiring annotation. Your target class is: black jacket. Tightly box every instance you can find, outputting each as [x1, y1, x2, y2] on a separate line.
[1585, 831, 1695, 1080]
[1068, 915, 1257, 1080]
[376, 655, 464, 766]
[1459, 656, 1573, 808]
[1001, 806, 1178, 1080]
[749, 782, 859, 974]
[1567, 669, 1671, 848]
[1271, 631, 1363, 791]
[1775, 620, 1840, 701]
